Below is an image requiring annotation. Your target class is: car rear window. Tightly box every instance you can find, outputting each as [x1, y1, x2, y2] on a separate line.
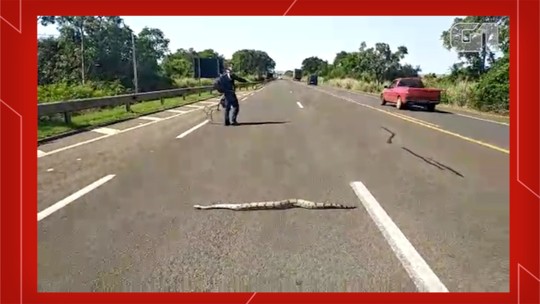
[398, 78, 425, 88]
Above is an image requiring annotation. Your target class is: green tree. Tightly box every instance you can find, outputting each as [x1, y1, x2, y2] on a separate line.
[231, 49, 276, 78]
[38, 16, 175, 92]
[311, 41, 417, 83]
[441, 16, 508, 79]
[301, 56, 328, 75]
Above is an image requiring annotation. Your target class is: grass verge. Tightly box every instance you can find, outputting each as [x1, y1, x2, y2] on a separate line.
[38, 91, 219, 140]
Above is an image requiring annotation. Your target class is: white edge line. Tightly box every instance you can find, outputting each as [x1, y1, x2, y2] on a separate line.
[318, 83, 509, 127]
[37, 174, 116, 221]
[309, 86, 509, 154]
[38, 108, 199, 158]
[176, 119, 210, 139]
[138, 116, 162, 121]
[453, 112, 509, 126]
[92, 127, 120, 135]
[37, 93, 262, 158]
[349, 181, 449, 292]
[296, 101, 304, 109]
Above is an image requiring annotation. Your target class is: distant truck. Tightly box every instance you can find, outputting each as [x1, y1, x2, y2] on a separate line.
[380, 77, 442, 112]
[293, 69, 303, 81]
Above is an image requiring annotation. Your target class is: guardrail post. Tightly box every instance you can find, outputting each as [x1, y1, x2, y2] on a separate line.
[160, 97, 164, 106]
[126, 96, 133, 112]
[64, 112, 72, 124]
[182, 93, 186, 100]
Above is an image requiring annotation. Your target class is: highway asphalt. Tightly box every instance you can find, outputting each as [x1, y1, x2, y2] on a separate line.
[37, 80, 509, 292]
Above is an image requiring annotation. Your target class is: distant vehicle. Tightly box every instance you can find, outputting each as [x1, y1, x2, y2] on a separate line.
[307, 74, 318, 85]
[380, 77, 442, 111]
[293, 69, 302, 81]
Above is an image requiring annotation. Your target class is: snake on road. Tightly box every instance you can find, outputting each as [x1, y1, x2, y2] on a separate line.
[194, 199, 357, 211]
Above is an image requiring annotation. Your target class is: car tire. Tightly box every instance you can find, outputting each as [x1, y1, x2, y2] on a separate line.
[381, 95, 387, 105]
[396, 97, 405, 110]
[426, 104, 436, 112]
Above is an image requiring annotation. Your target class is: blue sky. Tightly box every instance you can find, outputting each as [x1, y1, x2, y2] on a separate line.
[38, 16, 465, 74]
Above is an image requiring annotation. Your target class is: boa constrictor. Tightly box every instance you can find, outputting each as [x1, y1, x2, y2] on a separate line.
[194, 199, 357, 211]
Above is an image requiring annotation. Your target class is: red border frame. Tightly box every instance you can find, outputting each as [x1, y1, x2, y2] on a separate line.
[1, 0, 539, 303]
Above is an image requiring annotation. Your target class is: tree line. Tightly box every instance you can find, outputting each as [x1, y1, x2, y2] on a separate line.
[39, 16, 508, 114]
[290, 42, 421, 84]
[37, 16, 276, 102]
[288, 16, 509, 114]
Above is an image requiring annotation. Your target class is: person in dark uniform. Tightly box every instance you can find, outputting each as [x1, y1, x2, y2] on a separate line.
[220, 67, 248, 126]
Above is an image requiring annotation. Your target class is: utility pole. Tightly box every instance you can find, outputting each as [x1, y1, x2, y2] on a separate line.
[120, 19, 139, 94]
[80, 18, 85, 85]
[131, 31, 139, 94]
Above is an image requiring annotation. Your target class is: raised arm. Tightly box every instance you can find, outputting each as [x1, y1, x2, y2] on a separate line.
[231, 74, 248, 83]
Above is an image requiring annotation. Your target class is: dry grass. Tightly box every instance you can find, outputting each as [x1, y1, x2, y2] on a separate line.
[322, 78, 507, 116]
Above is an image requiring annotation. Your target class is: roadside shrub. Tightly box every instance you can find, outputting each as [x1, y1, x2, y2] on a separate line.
[323, 74, 508, 115]
[173, 77, 214, 88]
[38, 81, 126, 103]
[470, 57, 509, 114]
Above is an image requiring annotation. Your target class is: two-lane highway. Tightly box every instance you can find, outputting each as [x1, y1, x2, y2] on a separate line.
[311, 83, 509, 151]
[38, 80, 509, 292]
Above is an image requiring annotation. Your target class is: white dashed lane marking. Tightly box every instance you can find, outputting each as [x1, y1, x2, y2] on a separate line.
[38, 174, 116, 221]
[37, 88, 266, 158]
[92, 127, 120, 135]
[176, 120, 210, 139]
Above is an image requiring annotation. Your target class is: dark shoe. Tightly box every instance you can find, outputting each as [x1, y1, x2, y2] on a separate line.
[231, 121, 239, 126]
[224, 121, 230, 126]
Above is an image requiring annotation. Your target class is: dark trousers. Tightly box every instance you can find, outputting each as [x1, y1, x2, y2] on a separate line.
[223, 92, 240, 125]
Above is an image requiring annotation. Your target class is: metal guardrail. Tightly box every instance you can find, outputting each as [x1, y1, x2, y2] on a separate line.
[38, 82, 263, 124]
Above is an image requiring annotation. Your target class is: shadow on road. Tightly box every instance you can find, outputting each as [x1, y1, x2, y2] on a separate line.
[234, 121, 290, 126]
[381, 127, 396, 144]
[403, 105, 454, 114]
[401, 147, 464, 178]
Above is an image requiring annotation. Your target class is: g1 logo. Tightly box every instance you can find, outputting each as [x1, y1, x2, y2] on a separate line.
[449, 23, 499, 53]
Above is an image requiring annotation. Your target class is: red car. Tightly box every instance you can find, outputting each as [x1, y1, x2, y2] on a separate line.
[380, 77, 442, 111]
